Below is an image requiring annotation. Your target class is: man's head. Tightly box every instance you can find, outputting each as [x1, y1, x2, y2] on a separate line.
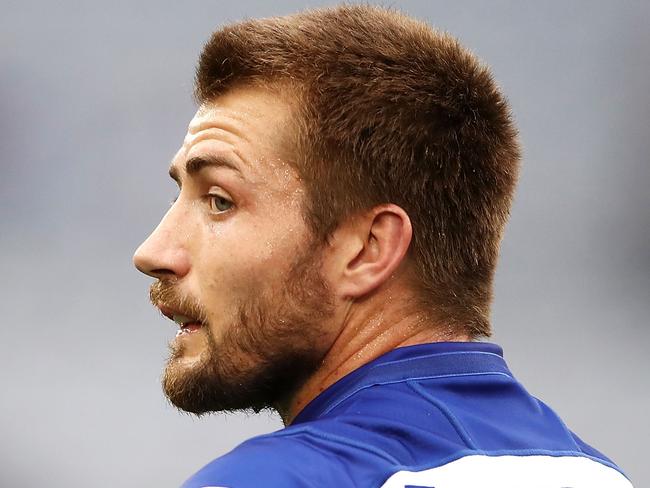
[133, 5, 520, 416]
[134, 86, 337, 415]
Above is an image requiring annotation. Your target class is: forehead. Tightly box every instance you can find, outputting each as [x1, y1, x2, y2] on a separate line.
[179, 84, 296, 172]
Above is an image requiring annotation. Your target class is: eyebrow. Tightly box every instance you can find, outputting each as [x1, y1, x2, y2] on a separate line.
[169, 155, 243, 185]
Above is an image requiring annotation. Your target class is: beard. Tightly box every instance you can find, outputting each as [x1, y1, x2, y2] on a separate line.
[149, 240, 334, 417]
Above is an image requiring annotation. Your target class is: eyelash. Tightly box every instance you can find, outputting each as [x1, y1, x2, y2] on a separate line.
[169, 190, 234, 214]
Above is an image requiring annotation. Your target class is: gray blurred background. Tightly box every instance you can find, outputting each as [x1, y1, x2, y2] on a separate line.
[1, 0, 648, 486]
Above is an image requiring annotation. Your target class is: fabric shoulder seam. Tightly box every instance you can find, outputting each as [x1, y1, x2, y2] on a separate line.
[406, 380, 477, 449]
[270, 425, 401, 464]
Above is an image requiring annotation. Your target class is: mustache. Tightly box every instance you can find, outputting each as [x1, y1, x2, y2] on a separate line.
[149, 280, 209, 324]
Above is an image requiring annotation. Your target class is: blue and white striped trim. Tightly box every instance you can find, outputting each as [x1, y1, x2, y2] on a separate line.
[379, 454, 633, 488]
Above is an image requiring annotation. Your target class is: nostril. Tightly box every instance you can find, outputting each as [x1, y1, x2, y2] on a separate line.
[152, 268, 176, 277]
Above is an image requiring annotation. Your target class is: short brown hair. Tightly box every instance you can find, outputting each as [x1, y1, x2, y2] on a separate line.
[194, 5, 521, 337]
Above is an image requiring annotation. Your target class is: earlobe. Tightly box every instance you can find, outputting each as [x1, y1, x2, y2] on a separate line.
[339, 205, 412, 299]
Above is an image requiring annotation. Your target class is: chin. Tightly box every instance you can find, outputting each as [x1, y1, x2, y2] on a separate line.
[161, 334, 324, 416]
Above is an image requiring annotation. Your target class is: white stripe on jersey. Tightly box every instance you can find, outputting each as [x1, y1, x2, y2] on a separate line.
[379, 454, 633, 488]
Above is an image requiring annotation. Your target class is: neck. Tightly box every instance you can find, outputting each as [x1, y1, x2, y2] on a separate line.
[276, 293, 471, 425]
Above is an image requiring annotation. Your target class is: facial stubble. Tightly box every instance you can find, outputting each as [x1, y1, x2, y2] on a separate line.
[157, 242, 334, 417]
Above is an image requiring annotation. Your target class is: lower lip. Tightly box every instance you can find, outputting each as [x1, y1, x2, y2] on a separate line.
[176, 322, 203, 337]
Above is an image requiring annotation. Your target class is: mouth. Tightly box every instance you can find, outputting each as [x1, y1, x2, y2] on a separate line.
[157, 304, 205, 337]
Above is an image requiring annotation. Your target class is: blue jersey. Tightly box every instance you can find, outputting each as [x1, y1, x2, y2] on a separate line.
[181, 342, 632, 487]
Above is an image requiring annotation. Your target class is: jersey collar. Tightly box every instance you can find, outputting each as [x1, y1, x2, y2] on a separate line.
[291, 342, 511, 425]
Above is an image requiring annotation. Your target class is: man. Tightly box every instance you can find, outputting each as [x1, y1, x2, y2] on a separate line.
[133, 5, 632, 487]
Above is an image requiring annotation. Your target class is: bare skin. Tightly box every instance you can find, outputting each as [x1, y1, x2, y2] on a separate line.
[134, 83, 469, 426]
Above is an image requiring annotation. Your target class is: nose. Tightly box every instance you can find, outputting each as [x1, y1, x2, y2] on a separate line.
[133, 207, 191, 280]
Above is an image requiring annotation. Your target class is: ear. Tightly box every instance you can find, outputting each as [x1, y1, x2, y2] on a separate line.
[331, 204, 413, 299]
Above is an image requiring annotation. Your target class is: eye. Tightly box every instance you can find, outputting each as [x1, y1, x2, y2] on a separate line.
[209, 194, 233, 213]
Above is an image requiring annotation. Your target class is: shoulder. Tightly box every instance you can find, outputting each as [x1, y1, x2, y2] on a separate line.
[180, 431, 312, 488]
[180, 422, 397, 488]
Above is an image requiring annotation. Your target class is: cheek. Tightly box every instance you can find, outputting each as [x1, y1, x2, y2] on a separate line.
[197, 215, 308, 298]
